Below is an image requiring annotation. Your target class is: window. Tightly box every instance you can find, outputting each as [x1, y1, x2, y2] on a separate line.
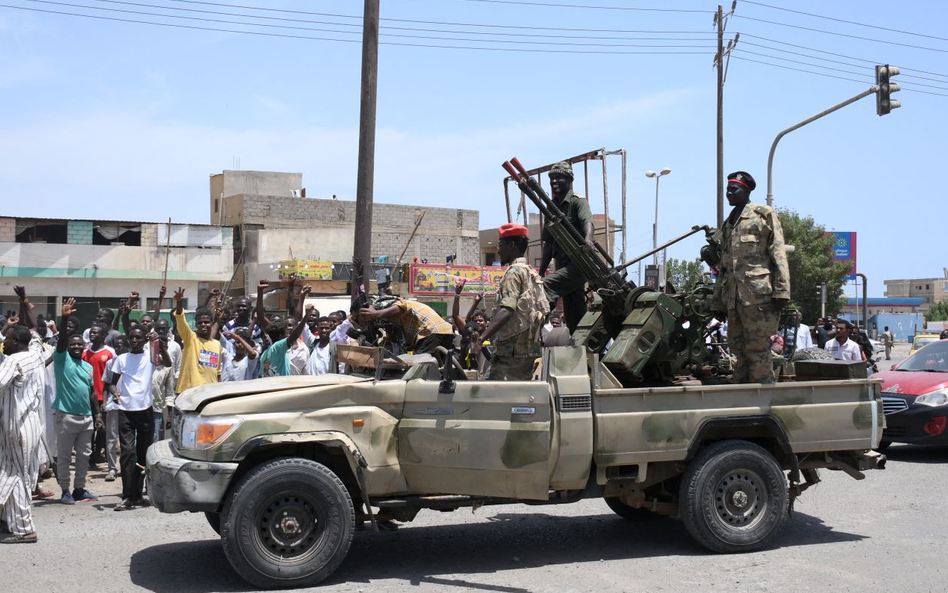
[15, 222, 67, 243]
[484, 253, 496, 266]
[214, 198, 219, 213]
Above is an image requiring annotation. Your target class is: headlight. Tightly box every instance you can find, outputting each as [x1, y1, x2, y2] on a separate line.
[915, 390, 948, 407]
[178, 414, 242, 450]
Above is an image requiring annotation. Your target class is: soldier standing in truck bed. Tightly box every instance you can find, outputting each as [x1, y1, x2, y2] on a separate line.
[478, 223, 549, 380]
[711, 172, 790, 384]
[539, 161, 595, 334]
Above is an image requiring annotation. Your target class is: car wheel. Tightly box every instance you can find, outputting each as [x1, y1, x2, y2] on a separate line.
[604, 497, 662, 521]
[875, 439, 892, 452]
[679, 440, 787, 553]
[205, 511, 222, 535]
[221, 457, 354, 589]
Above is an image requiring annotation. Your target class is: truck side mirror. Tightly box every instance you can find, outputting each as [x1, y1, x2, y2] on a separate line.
[439, 348, 457, 394]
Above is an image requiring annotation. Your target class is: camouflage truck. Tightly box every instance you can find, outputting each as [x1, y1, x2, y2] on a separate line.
[146, 346, 885, 589]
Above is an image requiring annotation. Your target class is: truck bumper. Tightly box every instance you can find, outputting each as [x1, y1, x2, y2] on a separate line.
[146, 439, 239, 514]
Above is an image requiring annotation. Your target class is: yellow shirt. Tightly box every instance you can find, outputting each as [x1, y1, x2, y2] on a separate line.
[173, 310, 221, 394]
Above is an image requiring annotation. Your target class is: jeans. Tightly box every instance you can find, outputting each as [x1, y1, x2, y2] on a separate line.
[54, 412, 93, 493]
[118, 409, 154, 501]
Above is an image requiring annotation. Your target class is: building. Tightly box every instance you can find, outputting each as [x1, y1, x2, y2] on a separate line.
[884, 275, 948, 311]
[0, 216, 234, 326]
[213, 170, 480, 294]
[479, 212, 618, 269]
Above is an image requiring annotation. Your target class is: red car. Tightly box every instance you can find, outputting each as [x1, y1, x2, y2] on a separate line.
[873, 339, 948, 447]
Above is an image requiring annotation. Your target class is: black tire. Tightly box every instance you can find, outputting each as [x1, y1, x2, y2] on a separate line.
[604, 497, 660, 521]
[875, 439, 892, 452]
[221, 457, 355, 589]
[205, 511, 222, 536]
[679, 440, 787, 553]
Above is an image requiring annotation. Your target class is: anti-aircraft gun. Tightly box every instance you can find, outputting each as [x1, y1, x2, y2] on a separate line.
[502, 157, 725, 386]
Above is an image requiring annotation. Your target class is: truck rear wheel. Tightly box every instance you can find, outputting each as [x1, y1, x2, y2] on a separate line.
[604, 497, 660, 521]
[205, 511, 222, 535]
[221, 457, 354, 589]
[679, 440, 787, 553]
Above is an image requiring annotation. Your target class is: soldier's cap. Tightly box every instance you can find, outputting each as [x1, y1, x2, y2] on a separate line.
[498, 223, 529, 239]
[727, 171, 756, 191]
[549, 161, 574, 180]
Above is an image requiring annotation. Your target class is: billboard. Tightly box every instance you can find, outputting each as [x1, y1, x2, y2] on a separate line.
[277, 260, 334, 280]
[409, 264, 511, 296]
[825, 232, 857, 280]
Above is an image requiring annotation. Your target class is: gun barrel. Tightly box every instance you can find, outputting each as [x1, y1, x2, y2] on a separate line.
[616, 225, 711, 272]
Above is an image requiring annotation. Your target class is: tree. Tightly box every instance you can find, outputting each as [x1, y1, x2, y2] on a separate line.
[926, 300, 948, 322]
[665, 257, 707, 292]
[776, 208, 852, 324]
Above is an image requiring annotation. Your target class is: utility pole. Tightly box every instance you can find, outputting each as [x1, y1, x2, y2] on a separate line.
[713, 2, 738, 227]
[353, 0, 380, 283]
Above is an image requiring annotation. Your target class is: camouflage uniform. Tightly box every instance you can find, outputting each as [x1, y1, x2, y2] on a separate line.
[542, 190, 593, 333]
[712, 202, 790, 384]
[488, 257, 550, 380]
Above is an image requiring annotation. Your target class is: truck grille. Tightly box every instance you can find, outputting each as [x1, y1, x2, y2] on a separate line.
[882, 396, 909, 415]
[558, 395, 592, 411]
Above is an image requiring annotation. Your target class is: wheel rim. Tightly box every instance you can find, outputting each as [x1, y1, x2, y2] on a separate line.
[712, 469, 768, 531]
[254, 490, 327, 562]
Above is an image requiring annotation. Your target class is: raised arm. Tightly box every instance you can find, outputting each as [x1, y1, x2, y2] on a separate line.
[120, 291, 139, 335]
[255, 280, 271, 331]
[286, 273, 298, 317]
[14, 285, 36, 329]
[152, 285, 166, 325]
[57, 298, 77, 353]
[287, 285, 311, 345]
[452, 278, 467, 332]
[204, 287, 221, 308]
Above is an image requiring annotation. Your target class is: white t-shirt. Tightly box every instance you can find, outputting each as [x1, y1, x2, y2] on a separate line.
[288, 341, 309, 376]
[307, 343, 333, 376]
[112, 351, 157, 412]
[797, 323, 813, 349]
[824, 338, 862, 361]
[221, 348, 261, 382]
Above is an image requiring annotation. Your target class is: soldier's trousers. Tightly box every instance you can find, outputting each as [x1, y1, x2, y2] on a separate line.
[543, 264, 587, 334]
[728, 301, 780, 384]
[487, 356, 536, 381]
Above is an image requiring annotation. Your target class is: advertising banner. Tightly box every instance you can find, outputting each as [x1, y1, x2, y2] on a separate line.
[409, 264, 511, 296]
[277, 260, 334, 280]
[825, 232, 857, 280]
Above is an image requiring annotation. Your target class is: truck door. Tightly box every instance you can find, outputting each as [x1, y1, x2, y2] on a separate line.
[397, 379, 552, 501]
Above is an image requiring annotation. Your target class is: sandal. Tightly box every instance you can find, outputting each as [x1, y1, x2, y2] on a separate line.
[1, 532, 38, 544]
[32, 489, 54, 500]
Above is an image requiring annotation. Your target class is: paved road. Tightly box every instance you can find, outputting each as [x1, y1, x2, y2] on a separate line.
[9, 343, 943, 593]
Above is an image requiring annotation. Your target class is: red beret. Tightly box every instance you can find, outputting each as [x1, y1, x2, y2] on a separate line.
[499, 223, 529, 239]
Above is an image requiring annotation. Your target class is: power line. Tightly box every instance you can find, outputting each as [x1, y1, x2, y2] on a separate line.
[23, 0, 719, 47]
[735, 14, 948, 55]
[741, 0, 948, 43]
[21, 0, 719, 48]
[0, 4, 713, 54]
[447, 0, 712, 13]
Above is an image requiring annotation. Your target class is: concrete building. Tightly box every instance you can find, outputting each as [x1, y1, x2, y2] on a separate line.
[214, 170, 479, 294]
[0, 216, 234, 326]
[884, 275, 948, 311]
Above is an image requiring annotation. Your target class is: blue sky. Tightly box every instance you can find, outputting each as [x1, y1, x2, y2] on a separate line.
[0, 0, 945, 297]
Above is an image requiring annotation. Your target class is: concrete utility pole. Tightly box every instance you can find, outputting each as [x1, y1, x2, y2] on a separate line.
[715, 4, 725, 228]
[353, 0, 380, 282]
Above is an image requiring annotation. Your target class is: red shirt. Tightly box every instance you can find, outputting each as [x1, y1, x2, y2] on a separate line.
[82, 347, 115, 402]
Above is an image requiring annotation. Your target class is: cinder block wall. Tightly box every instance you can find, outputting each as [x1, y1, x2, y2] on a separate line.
[67, 220, 93, 245]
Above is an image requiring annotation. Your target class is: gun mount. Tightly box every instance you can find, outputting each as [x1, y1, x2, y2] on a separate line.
[503, 157, 726, 386]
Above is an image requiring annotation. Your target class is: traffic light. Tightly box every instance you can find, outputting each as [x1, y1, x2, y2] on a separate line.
[875, 64, 901, 116]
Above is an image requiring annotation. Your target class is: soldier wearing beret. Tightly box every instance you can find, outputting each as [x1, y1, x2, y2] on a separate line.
[711, 171, 791, 384]
[478, 224, 550, 380]
[539, 161, 595, 333]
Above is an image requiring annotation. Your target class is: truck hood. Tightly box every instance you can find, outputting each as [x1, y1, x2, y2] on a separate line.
[175, 374, 373, 412]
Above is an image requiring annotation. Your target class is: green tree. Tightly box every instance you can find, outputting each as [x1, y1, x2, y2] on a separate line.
[776, 208, 852, 324]
[926, 300, 948, 322]
[665, 257, 707, 292]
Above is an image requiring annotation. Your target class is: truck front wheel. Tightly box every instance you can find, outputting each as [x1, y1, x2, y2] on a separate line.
[679, 440, 787, 553]
[221, 457, 354, 589]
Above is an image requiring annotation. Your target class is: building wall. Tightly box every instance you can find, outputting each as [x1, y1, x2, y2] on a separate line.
[211, 171, 302, 223]
[884, 277, 948, 309]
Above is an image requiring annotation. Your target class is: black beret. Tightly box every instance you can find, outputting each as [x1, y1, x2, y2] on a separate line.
[727, 171, 756, 191]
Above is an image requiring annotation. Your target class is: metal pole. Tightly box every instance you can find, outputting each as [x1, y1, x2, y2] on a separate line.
[766, 86, 877, 207]
[503, 180, 512, 223]
[652, 177, 660, 268]
[856, 272, 868, 329]
[620, 149, 627, 264]
[353, 0, 380, 281]
[716, 4, 725, 227]
[601, 149, 610, 258]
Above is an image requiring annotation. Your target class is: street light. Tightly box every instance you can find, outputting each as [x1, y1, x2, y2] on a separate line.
[645, 167, 672, 286]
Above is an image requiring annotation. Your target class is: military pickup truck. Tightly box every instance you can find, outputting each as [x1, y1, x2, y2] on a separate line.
[147, 346, 885, 589]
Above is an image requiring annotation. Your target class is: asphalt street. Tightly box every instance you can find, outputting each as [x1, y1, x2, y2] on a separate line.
[6, 343, 945, 593]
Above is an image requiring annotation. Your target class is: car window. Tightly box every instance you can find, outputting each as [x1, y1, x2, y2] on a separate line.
[914, 337, 939, 349]
[901, 341, 948, 371]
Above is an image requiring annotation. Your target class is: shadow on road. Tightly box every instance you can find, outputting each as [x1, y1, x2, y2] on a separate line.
[881, 444, 948, 464]
[129, 508, 866, 593]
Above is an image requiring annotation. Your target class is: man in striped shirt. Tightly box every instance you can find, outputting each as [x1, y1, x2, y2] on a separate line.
[0, 323, 46, 543]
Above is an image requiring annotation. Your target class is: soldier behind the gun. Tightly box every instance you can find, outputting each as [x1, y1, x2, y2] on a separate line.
[711, 171, 790, 384]
[478, 224, 550, 380]
[540, 161, 595, 334]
